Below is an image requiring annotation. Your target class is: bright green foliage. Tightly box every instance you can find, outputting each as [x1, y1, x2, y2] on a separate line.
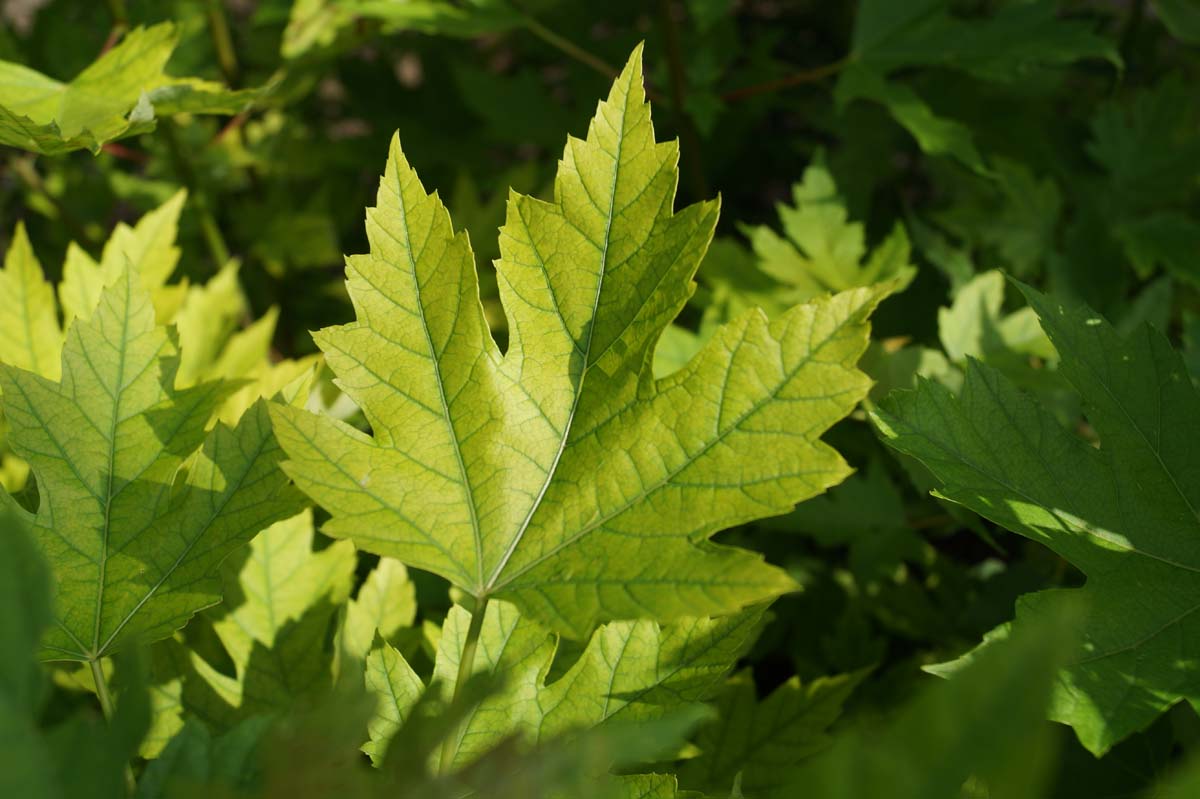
[6, 1, 1200, 794]
[366, 600, 764, 774]
[0, 223, 61, 380]
[171, 261, 320, 425]
[284, 0, 523, 57]
[336, 556, 417, 670]
[654, 157, 915, 379]
[271, 49, 893, 638]
[742, 156, 915, 303]
[838, 0, 1119, 171]
[0, 24, 255, 155]
[138, 684, 702, 799]
[937, 271, 1053, 367]
[677, 668, 866, 796]
[874, 285, 1200, 754]
[0, 263, 305, 663]
[0, 191, 313, 494]
[165, 510, 356, 728]
[0, 513, 151, 799]
[59, 189, 188, 326]
[784, 604, 1080, 799]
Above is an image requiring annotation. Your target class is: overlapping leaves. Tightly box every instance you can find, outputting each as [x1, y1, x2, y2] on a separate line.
[0, 213, 305, 662]
[874, 284, 1200, 754]
[365, 600, 765, 785]
[0, 23, 257, 155]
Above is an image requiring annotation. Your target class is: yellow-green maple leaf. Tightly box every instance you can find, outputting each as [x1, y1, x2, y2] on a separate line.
[365, 600, 765, 771]
[0, 264, 305, 663]
[272, 48, 892, 637]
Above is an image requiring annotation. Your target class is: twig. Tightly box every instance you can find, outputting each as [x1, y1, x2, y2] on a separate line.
[657, 0, 708, 199]
[206, 0, 240, 86]
[100, 142, 148, 163]
[213, 110, 249, 144]
[510, 3, 666, 102]
[521, 14, 618, 79]
[101, 0, 129, 53]
[721, 59, 847, 102]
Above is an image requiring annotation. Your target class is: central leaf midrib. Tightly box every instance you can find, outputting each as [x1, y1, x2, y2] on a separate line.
[92, 273, 133, 657]
[96, 415, 275, 656]
[392, 161, 487, 591]
[482, 85, 630, 594]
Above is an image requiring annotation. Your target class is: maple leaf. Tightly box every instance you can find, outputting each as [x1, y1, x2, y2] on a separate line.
[0, 222, 62, 381]
[0, 263, 305, 664]
[365, 600, 765, 772]
[873, 283, 1200, 754]
[676, 668, 867, 796]
[283, 0, 522, 58]
[59, 189, 189, 327]
[271, 47, 893, 637]
[1, 192, 315, 498]
[937, 271, 1052, 366]
[741, 155, 914, 303]
[0, 24, 258, 155]
[335, 555, 418, 674]
[161, 509, 358, 729]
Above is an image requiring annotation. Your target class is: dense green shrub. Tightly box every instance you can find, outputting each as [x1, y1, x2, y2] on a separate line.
[1, 2, 1200, 797]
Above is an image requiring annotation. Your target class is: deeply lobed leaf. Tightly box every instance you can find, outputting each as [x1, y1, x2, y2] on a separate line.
[272, 47, 893, 637]
[874, 283, 1200, 753]
[0, 24, 258, 155]
[1, 262, 305, 662]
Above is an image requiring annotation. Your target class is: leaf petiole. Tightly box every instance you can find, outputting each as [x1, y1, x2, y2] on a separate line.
[90, 657, 115, 719]
[439, 595, 490, 775]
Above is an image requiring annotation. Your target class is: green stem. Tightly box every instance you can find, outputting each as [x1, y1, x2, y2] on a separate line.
[205, 0, 239, 86]
[438, 595, 490, 775]
[160, 120, 231, 269]
[520, 15, 617, 79]
[105, 0, 128, 25]
[721, 58, 846, 102]
[90, 658, 136, 797]
[657, 0, 708, 199]
[90, 657, 115, 719]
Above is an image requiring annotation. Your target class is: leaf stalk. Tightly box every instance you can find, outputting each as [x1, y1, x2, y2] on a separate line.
[91, 657, 137, 797]
[205, 0, 240, 86]
[439, 594, 490, 775]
